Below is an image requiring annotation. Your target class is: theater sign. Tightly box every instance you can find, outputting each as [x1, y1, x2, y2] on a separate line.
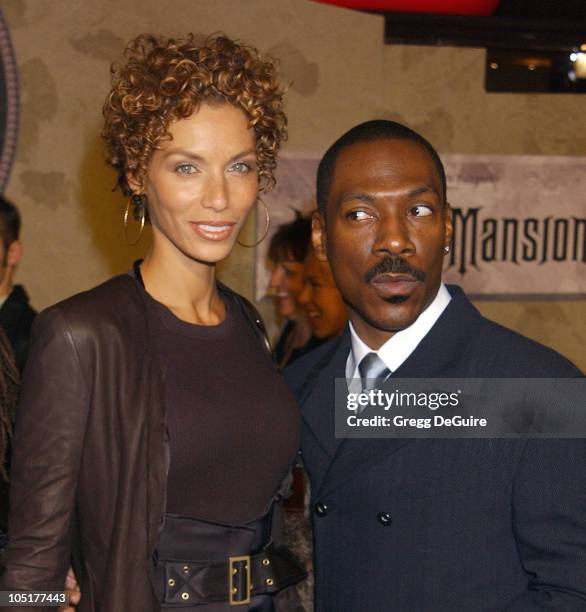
[443, 155, 585, 298]
[256, 153, 586, 300]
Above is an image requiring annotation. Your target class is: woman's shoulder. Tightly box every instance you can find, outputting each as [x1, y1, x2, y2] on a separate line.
[35, 274, 146, 338]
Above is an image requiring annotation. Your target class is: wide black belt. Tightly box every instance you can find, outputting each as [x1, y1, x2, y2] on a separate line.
[162, 544, 306, 606]
[154, 512, 306, 607]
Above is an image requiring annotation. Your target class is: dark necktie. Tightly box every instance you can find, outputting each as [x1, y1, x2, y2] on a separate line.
[358, 352, 391, 393]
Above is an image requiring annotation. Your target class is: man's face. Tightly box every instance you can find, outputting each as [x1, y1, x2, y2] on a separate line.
[314, 138, 452, 349]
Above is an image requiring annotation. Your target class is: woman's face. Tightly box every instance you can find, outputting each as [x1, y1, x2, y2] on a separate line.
[140, 103, 258, 265]
[269, 259, 306, 319]
[298, 252, 347, 338]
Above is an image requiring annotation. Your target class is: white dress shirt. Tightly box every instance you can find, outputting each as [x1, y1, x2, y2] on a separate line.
[346, 283, 452, 382]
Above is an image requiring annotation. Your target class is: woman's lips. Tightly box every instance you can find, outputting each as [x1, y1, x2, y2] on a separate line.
[190, 221, 236, 241]
[370, 273, 419, 296]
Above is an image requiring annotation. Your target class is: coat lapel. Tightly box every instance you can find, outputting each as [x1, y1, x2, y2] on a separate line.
[300, 331, 417, 498]
[308, 285, 482, 497]
[299, 333, 350, 492]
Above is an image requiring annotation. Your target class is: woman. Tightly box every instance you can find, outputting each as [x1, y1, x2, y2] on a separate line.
[297, 246, 347, 341]
[267, 214, 320, 368]
[0, 34, 305, 611]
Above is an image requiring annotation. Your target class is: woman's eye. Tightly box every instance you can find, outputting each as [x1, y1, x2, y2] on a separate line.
[346, 210, 372, 221]
[230, 162, 254, 173]
[410, 204, 433, 217]
[176, 163, 197, 175]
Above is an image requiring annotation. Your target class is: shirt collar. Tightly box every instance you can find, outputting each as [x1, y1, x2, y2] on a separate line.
[346, 283, 452, 379]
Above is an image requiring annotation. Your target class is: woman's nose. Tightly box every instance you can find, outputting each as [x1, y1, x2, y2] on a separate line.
[269, 266, 284, 289]
[202, 174, 229, 211]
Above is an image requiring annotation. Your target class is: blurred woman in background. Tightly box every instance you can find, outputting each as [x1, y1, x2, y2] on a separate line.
[267, 214, 321, 368]
[0, 34, 305, 611]
[298, 246, 347, 341]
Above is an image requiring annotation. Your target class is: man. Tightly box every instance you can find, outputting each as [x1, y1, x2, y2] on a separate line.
[0, 195, 35, 372]
[285, 121, 585, 610]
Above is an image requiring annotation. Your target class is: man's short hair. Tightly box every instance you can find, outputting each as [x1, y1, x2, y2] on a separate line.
[316, 119, 447, 216]
[0, 195, 21, 247]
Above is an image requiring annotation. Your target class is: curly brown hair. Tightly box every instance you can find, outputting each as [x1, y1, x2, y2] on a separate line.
[102, 33, 287, 203]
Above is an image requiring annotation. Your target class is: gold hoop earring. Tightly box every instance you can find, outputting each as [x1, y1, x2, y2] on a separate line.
[237, 197, 270, 248]
[123, 195, 146, 246]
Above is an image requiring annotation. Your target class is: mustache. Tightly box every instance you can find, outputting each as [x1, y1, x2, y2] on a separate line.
[363, 256, 426, 284]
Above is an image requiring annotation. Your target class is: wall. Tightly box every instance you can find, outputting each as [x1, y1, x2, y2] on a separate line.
[2, 0, 584, 370]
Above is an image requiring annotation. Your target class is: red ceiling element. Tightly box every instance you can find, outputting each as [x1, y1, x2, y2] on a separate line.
[313, 0, 500, 16]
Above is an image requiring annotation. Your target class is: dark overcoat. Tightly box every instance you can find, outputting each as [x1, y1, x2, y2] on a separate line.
[285, 285, 586, 611]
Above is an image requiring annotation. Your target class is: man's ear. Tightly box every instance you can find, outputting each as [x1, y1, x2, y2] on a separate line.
[312, 212, 328, 262]
[6, 240, 23, 268]
[444, 201, 453, 250]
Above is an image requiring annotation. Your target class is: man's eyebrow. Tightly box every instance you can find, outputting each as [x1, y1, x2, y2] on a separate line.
[339, 192, 376, 205]
[407, 185, 438, 198]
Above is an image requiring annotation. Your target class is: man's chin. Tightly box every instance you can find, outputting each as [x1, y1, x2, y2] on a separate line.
[371, 298, 424, 333]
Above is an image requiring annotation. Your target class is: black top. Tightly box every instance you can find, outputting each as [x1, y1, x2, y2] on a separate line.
[141, 284, 300, 525]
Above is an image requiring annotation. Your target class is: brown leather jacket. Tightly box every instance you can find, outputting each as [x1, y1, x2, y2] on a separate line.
[0, 274, 279, 611]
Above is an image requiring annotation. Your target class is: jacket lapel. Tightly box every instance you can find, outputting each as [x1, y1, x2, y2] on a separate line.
[301, 331, 418, 498]
[299, 333, 350, 491]
[310, 285, 482, 497]
[300, 334, 349, 453]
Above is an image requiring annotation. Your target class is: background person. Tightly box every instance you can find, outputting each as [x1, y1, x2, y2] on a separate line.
[0, 327, 18, 551]
[0, 196, 36, 373]
[267, 214, 320, 368]
[0, 34, 305, 612]
[297, 246, 347, 341]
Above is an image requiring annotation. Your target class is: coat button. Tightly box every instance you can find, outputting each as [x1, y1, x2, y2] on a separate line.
[377, 512, 392, 526]
[314, 502, 328, 517]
